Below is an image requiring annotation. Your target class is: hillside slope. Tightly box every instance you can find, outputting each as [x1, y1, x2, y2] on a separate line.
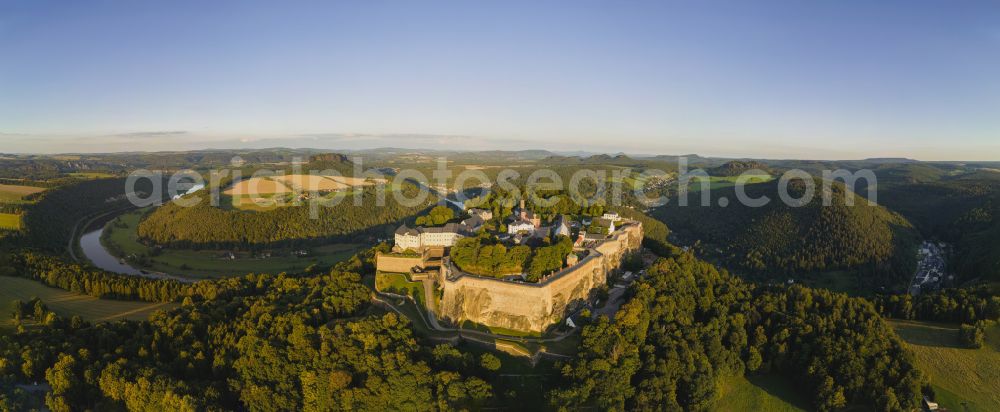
[653, 179, 918, 285]
[877, 178, 1000, 282]
[138, 183, 435, 248]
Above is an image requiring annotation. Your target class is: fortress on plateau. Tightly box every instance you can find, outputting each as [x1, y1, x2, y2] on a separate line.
[375, 208, 644, 333]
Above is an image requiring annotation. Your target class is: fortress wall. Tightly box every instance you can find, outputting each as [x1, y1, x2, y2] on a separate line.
[438, 222, 643, 332]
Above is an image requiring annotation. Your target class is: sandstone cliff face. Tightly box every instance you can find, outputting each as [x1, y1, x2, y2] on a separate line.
[437, 222, 643, 333]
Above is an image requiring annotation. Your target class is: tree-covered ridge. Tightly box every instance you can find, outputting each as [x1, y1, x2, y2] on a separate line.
[877, 179, 1000, 281]
[549, 253, 927, 411]
[449, 235, 574, 282]
[20, 177, 163, 252]
[137, 183, 435, 249]
[709, 160, 772, 176]
[874, 286, 1000, 324]
[0, 260, 493, 411]
[654, 179, 918, 285]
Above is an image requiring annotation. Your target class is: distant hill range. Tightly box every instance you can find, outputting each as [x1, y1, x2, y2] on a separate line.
[652, 178, 918, 287]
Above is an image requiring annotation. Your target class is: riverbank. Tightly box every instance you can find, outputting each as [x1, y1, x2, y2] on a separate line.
[91, 208, 363, 279]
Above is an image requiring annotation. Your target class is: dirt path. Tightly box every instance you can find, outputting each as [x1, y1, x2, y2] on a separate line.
[94, 301, 173, 322]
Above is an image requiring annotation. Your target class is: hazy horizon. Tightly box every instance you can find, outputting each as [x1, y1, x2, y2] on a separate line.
[4, 139, 998, 164]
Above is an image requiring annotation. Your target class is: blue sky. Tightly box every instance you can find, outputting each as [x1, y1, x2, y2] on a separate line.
[1, 0, 998, 160]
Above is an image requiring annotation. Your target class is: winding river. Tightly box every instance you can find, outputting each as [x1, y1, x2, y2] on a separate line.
[79, 227, 144, 276]
[78, 217, 195, 283]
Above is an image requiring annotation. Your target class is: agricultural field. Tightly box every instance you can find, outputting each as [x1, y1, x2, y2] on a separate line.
[223, 175, 381, 196]
[0, 276, 175, 331]
[711, 374, 809, 412]
[889, 319, 1000, 411]
[101, 209, 363, 278]
[0, 183, 46, 203]
[224, 176, 292, 195]
[0, 213, 21, 230]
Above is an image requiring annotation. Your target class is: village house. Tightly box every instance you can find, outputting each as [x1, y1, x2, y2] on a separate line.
[552, 215, 572, 238]
[468, 208, 493, 221]
[507, 219, 536, 236]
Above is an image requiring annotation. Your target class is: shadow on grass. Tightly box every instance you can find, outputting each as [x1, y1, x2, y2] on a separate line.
[745, 374, 813, 411]
[890, 320, 967, 349]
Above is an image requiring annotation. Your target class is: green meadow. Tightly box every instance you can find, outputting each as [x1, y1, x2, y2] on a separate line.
[0, 183, 46, 204]
[712, 374, 810, 412]
[0, 276, 175, 331]
[890, 319, 1000, 411]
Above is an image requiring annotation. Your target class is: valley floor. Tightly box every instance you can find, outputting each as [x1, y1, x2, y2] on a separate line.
[97, 208, 362, 278]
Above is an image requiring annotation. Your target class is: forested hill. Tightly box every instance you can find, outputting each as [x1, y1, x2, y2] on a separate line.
[137, 184, 435, 248]
[653, 179, 918, 285]
[709, 160, 772, 176]
[876, 178, 1000, 282]
[21, 177, 164, 252]
[552, 252, 927, 411]
[300, 153, 356, 175]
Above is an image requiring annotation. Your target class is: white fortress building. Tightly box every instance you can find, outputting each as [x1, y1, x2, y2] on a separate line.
[394, 222, 476, 251]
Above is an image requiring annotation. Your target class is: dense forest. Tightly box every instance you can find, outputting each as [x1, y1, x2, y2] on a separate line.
[874, 286, 1000, 324]
[20, 178, 164, 252]
[551, 253, 928, 411]
[877, 177, 1000, 281]
[654, 179, 919, 287]
[2, 244, 940, 411]
[137, 183, 435, 249]
[0, 256, 493, 411]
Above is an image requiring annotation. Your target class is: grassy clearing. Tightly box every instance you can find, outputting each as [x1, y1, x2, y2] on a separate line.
[0, 213, 21, 230]
[889, 319, 1000, 411]
[0, 183, 46, 203]
[103, 209, 362, 278]
[0, 276, 175, 330]
[375, 272, 423, 299]
[712, 374, 810, 411]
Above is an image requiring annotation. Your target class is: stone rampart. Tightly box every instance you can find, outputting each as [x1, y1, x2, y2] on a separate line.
[436, 222, 643, 332]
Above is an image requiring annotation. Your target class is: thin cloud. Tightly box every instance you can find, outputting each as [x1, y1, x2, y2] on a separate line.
[113, 131, 189, 138]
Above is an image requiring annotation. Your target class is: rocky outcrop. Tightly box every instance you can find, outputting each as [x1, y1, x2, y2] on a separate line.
[436, 222, 643, 333]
